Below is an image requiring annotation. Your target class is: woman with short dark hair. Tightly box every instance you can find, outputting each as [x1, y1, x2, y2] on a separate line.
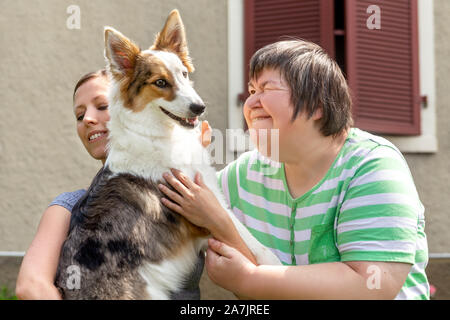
[160, 40, 429, 300]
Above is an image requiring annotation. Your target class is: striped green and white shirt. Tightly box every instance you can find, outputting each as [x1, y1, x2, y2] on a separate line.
[218, 128, 429, 300]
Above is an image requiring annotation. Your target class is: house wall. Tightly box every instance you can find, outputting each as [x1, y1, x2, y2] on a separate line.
[402, 0, 450, 253]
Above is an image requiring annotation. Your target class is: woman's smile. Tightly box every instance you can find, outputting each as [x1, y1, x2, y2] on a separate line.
[251, 116, 272, 126]
[87, 130, 108, 143]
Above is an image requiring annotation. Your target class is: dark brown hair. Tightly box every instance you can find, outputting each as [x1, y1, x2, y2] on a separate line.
[249, 40, 353, 137]
[73, 69, 108, 102]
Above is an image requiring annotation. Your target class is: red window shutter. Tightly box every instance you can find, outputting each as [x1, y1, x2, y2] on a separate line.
[346, 0, 420, 135]
[240, 0, 335, 102]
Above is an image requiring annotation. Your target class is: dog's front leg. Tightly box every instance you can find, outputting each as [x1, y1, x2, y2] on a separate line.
[221, 206, 282, 266]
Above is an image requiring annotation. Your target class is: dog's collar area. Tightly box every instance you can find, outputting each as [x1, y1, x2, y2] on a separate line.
[160, 107, 199, 128]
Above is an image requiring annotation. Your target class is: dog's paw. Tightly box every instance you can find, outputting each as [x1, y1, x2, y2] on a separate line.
[255, 246, 282, 266]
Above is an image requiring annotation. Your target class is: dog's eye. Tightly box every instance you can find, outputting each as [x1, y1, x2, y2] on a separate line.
[182, 71, 188, 78]
[154, 79, 168, 88]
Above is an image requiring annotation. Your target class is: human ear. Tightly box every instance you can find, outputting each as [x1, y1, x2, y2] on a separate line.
[312, 107, 323, 121]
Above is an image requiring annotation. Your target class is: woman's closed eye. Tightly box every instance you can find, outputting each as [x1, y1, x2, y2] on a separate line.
[248, 85, 269, 95]
[76, 105, 108, 121]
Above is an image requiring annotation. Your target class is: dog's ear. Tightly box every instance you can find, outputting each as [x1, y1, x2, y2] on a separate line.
[104, 27, 140, 78]
[151, 9, 194, 72]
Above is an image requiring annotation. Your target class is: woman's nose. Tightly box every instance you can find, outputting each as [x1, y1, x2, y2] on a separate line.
[83, 107, 98, 125]
[244, 93, 260, 110]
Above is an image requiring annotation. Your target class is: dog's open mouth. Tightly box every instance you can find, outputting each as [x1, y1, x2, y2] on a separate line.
[160, 107, 199, 128]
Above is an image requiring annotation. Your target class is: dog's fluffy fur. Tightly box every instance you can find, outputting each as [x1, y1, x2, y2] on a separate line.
[55, 10, 280, 300]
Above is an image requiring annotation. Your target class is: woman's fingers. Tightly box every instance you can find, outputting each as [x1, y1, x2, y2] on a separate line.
[160, 197, 183, 214]
[158, 183, 184, 205]
[159, 169, 219, 230]
[208, 238, 234, 259]
[205, 247, 220, 277]
[194, 172, 206, 188]
[170, 168, 197, 190]
[162, 171, 191, 197]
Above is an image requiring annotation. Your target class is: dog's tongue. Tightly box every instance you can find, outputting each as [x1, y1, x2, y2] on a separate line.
[180, 116, 199, 127]
[186, 117, 198, 125]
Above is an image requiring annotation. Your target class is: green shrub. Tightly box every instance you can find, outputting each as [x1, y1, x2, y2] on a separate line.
[0, 286, 17, 300]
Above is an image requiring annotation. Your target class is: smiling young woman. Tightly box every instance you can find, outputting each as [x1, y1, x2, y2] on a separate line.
[15, 70, 111, 300]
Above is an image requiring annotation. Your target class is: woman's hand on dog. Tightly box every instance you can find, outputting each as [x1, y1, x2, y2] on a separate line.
[206, 238, 256, 297]
[159, 169, 259, 267]
[158, 169, 225, 232]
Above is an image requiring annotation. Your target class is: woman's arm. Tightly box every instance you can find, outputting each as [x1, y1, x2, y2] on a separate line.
[206, 238, 411, 300]
[15, 205, 71, 300]
[243, 261, 410, 299]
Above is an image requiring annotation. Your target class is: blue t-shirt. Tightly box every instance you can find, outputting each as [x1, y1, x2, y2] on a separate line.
[48, 189, 86, 212]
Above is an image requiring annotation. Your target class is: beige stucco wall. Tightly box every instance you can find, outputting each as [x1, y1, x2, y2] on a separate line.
[0, 0, 228, 251]
[401, 0, 450, 253]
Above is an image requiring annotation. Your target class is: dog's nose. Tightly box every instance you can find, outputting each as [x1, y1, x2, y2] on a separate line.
[189, 103, 206, 115]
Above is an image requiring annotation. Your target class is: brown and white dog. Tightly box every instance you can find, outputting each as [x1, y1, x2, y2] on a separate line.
[55, 10, 280, 300]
